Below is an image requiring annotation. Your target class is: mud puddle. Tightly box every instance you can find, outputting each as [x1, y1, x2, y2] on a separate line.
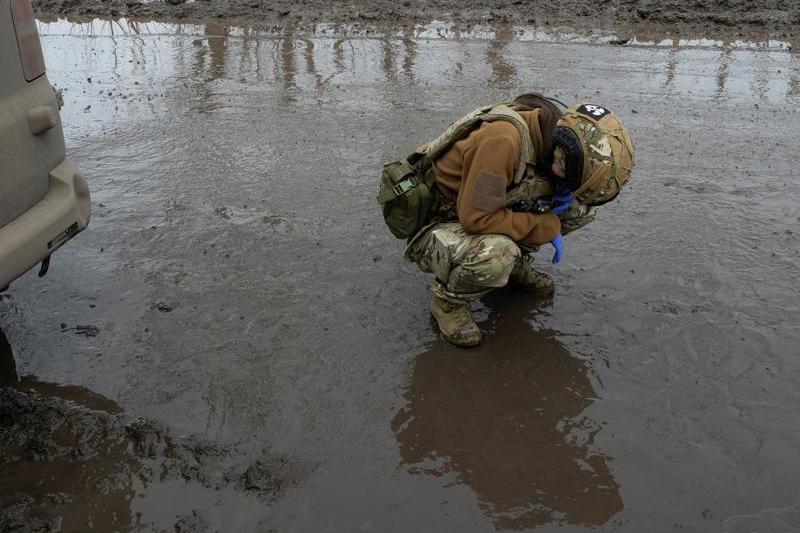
[1, 18, 799, 533]
[0, 329, 311, 532]
[34, 17, 798, 52]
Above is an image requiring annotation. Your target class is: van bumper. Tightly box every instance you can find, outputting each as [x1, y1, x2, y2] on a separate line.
[0, 158, 91, 288]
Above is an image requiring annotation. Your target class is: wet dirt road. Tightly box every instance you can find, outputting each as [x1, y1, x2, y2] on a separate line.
[2, 19, 800, 532]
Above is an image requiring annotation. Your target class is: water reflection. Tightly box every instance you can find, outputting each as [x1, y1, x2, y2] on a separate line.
[37, 17, 800, 109]
[392, 294, 622, 529]
[401, 28, 417, 82]
[240, 27, 264, 83]
[333, 32, 349, 74]
[302, 37, 325, 90]
[195, 23, 229, 81]
[790, 67, 800, 101]
[715, 48, 732, 102]
[486, 25, 517, 89]
[381, 33, 398, 85]
[280, 30, 298, 102]
[664, 45, 678, 91]
[750, 49, 771, 102]
[186, 23, 230, 113]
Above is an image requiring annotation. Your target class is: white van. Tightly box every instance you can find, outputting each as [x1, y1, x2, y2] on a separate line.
[0, 0, 90, 290]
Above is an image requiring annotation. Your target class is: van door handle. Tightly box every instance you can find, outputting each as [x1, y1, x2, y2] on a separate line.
[28, 106, 58, 135]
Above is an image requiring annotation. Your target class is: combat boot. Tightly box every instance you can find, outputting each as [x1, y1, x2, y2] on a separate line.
[430, 295, 482, 347]
[509, 266, 555, 297]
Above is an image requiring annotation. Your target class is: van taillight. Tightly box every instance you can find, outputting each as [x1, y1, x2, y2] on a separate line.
[11, 0, 45, 81]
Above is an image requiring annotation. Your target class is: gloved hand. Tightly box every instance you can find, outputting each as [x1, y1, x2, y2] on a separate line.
[550, 234, 564, 264]
[550, 189, 574, 215]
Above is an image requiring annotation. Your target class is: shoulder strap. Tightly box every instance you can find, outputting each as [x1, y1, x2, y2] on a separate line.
[416, 104, 537, 185]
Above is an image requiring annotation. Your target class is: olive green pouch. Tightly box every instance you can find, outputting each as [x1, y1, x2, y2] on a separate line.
[376, 155, 436, 240]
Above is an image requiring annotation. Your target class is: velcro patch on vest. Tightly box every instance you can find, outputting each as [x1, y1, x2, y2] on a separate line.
[469, 170, 507, 212]
[576, 104, 611, 120]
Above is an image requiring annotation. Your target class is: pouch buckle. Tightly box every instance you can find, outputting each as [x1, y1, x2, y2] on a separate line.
[392, 178, 416, 196]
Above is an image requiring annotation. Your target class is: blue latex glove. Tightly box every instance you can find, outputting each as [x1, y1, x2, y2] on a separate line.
[550, 234, 564, 264]
[550, 189, 574, 215]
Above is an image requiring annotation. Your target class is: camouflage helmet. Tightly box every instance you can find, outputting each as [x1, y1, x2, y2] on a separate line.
[551, 103, 635, 206]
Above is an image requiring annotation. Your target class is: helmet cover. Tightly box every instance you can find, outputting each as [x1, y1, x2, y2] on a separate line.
[553, 103, 635, 205]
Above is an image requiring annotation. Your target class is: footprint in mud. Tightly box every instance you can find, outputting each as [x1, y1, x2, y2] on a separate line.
[59, 323, 100, 337]
[152, 301, 176, 313]
[648, 301, 682, 315]
[261, 213, 293, 230]
[213, 205, 294, 231]
[214, 205, 232, 219]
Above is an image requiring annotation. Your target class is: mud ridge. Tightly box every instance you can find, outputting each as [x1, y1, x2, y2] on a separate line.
[32, 0, 800, 36]
[0, 385, 312, 531]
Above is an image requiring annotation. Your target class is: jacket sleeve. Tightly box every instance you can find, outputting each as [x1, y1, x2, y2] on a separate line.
[455, 125, 561, 246]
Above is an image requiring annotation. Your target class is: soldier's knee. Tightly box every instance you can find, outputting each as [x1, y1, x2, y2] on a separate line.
[463, 235, 520, 288]
[485, 241, 521, 285]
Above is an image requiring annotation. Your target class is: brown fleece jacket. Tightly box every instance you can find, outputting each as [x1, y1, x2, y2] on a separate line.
[433, 109, 561, 246]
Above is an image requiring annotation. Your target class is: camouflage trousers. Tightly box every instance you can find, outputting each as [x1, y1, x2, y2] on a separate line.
[405, 222, 536, 305]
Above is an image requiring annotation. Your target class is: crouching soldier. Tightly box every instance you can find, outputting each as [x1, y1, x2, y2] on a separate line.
[377, 93, 635, 347]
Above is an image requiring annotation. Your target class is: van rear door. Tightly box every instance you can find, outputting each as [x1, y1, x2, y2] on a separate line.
[0, 0, 66, 228]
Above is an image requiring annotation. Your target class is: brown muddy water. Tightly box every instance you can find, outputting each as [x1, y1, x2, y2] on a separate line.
[1, 18, 800, 532]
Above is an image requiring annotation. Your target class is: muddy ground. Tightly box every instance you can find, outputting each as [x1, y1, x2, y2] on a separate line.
[1, 13, 800, 533]
[31, 0, 800, 38]
[0, 368, 311, 531]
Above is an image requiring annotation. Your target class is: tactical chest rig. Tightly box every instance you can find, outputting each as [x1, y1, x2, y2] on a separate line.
[377, 104, 553, 240]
